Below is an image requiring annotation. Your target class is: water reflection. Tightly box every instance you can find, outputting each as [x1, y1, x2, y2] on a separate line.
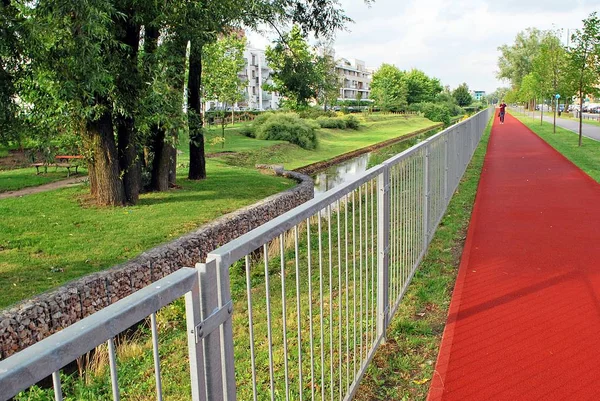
[311, 128, 441, 197]
[313, 153, 371, 196]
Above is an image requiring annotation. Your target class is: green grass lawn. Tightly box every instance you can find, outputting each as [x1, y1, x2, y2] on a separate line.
[0, 167, 88, 193]
[511, 111, 600, 183]
[221, 115, 439, 170]
[1, 114, 436, 309]
[0, 161, 293, 308]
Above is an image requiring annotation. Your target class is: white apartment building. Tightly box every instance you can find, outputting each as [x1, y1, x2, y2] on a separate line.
[206, 46, 280, 111]
[336, 58, 372, 101]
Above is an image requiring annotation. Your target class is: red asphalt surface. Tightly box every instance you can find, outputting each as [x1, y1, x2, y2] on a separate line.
[428, 113, 600, 400]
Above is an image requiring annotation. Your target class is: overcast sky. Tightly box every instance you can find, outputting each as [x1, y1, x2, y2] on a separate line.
[247, 0, 597, 93]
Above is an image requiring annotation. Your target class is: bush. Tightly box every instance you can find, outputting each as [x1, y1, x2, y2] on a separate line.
[240, 125, 255, 138]
[413, 102, 451, 125]
[255, 113, 319, 149]
[344, 115, 361, 129]
[316, 117, 347, 129]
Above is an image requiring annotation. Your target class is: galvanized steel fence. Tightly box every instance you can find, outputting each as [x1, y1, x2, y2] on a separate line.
[0, 109, 492, 401]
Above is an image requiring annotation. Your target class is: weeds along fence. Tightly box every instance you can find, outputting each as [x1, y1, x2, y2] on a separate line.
[0, 108, 493, 401]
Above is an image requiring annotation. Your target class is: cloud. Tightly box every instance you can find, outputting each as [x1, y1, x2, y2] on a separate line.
[247, 0, 597, 92]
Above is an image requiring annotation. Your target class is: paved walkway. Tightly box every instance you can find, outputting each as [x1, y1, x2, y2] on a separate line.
[0, 176, 88, 200]
[428, 113, 600, 400]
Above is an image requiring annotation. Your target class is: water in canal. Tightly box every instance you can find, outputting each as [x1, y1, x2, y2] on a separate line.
[312, 128, 441, 196]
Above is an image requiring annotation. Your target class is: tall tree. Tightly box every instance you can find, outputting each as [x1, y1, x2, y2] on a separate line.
[26, 1, 128, 206]
[370, 64, 408, 112]
[531, 30, 573, 131]
[0, 0, 24, 146]
[265, 25, 321, 110]
[568, 12, 600, 146]
[203, 34, 247, 144]
[497, 28, 543, 89]
[315, 49, 340, 111]
[403, 68, 443, 104]
[452, 83, 473, 107]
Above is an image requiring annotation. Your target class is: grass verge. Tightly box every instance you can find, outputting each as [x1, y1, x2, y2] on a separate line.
[0, 162, 293, 308]
[221, 115, 439, 170]
[511, 111, 600, 183]
[354, 118, 492, 400]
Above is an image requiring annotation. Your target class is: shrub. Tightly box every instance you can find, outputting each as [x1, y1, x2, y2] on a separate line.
[344, 115, 361, 129]
[413, 102, 451, 125]
[255, 113, 319, 149]
[239, 125, 255, 138]
[316, 117, 347, 129]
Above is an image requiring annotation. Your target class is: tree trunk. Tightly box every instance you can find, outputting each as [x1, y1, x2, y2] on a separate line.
[117, 116, 141, 203]
[168, 145, 177, 187]
[579, 89, 583, 147]
[114, 9, 141, 204]
[86, 110, 126, 206]
[188, 40, 206, 180]
[150, 126, 170, 191]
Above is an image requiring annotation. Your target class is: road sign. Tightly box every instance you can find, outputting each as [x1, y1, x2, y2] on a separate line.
[555, 94, 561, 99]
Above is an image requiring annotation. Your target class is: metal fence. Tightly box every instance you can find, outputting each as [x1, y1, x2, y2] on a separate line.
[0, 108, 492, 401]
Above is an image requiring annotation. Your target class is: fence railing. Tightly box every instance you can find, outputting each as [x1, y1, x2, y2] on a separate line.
[0, 108, 492, 401]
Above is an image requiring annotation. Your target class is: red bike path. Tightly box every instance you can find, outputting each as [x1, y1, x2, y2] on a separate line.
[428, 113, 600, 400]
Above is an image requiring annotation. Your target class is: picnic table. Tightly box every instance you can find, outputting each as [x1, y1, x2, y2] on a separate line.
[31, 155, 84, 177]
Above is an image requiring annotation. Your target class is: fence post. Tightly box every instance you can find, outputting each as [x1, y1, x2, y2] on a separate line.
[423, 144, 430, 246]
[197, 259, 237, 401]
[185, 269, 207, 401]
[377, 166, 390, 340]
[444, 135, 449, 204]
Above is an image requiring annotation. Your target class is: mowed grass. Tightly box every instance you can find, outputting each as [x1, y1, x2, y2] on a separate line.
[1, 114, 436, 309]
[222, 115, 439, 170]
[355, 118, 493, 400]
[511, 111, 600, 183]
[0, 161, 293, 308]
[0, 167, 88, 193]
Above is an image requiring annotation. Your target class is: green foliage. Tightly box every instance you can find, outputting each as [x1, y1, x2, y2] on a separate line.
[317, 117, 347, 129]
[452, 83, 473, 107]
[202, 35, 246, 106]
[370, 64, 408, 112]
[298, 109, 337, 119]
[404, 69, 443, 104]
[411, 103, 452, 125]
[497, 28, 543, 88]
[254, 113, 319, 149]
[344, 114, 361, 129]
[265, 26, 322, 109]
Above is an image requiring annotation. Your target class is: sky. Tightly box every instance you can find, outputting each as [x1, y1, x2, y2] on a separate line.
[246, 0, 598, 94]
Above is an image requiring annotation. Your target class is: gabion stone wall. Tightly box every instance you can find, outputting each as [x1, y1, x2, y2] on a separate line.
[0, 170, 313, 360]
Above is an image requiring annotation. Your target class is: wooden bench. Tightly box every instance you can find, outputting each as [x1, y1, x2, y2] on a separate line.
[31, 155, 84, 177]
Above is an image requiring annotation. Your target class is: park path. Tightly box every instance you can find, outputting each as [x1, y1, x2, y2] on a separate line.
[0, 176, 87, 200]
[428, 113, 600, 400]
